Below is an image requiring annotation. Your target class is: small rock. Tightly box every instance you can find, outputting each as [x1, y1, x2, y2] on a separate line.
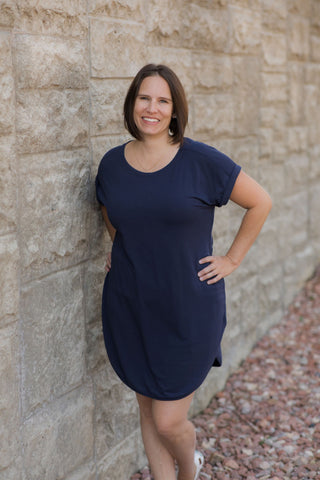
[224, 459, 240, 470]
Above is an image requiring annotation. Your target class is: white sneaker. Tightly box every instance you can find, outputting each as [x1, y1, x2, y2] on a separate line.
[194, 450, 204, 480]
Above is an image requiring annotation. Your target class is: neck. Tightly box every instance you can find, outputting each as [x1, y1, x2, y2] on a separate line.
[138, 133, 173, 155]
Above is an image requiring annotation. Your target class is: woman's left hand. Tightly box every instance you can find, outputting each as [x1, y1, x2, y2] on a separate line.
[198, 255, 239, 284]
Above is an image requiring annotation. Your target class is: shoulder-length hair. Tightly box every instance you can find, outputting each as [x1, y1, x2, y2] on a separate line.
[123, 64, 188, 145]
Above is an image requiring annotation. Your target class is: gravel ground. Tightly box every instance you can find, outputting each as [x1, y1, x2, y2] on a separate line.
[130, 267, 320, 480]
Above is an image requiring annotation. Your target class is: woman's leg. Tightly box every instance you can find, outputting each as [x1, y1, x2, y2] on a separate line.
[152, 393, 196, 480]
[136, 393, 176, 480]
[136, 392, 197, 480]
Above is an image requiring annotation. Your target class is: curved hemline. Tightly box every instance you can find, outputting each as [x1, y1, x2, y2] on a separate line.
[104, 342, 222, 401]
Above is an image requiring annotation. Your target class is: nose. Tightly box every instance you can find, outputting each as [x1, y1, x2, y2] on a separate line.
[147, 99, 157, 113]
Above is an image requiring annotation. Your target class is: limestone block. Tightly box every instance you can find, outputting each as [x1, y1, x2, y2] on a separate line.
[15, 35, 88, 89]
[84, 260, 108, 372]
[15, 0, 87, 36]
[0, 138, 16, 235]
[310, 184, 320, 240]
[261, 73, 287, 106]
[90, 79, 131, 135]
[0, 1, 16, 28]
[260, 105, 287, 129]
[0, 323, 20, 470]
[193, 94, 234, 137]
[239, 274, 260, 331]
[257, 161, 284, 209]
[262, 33, 287, 70]
[288, 0, 311, 16]
[233, 56, 260, 136]
[92, 135, 132, 172]
[311, 35, 320, 62]
[146, 46, 193, 98]
[16, 89, 89, 154]
[283, 246, 316, 306]
[282, 191, 309, 254]
[311, 1, 320, 31]
[146, 0, 229, 51]
[308, 114, 320, 147]
[261, 0, 287, 32]
[257, 215, 280, 269]
[64, 463, 96, 480]
[18, 148, 91, 281]
[287, 127, 308, 153]
[0, 461, 22, 480]
[21, 268, 86, 414]
[232, 137, 259, 172]
[97, 428, 146, 480]
[288, 16, 310, 61]
[230, 6, 261, 54]
[22, 387, 94, 480]
[284, 154, 310, 195]
[309, 144, 320, 181]
[89, 0, 144, 21]
[259, 128, 273, 158]
[90, 19, 146, 78]
[288, 63, 305, 125]
[305, 64, 320, 86]
[94, 366, 140, 458]
[0, 33, 14, 136]
[0, 235, 19, 325]
[192, 53, 232, 91]
[258, 264, 283, 317]
[304, 84, 319, 125]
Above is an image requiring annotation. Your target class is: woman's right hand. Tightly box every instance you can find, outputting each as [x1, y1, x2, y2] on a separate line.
[105, 251, 112, 272]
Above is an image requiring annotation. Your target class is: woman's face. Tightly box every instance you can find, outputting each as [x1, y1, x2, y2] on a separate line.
[133, 75, 174, 141]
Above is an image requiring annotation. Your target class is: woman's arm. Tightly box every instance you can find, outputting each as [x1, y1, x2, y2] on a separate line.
[198, 170, 272, 284]
[101, 205, 117, 242]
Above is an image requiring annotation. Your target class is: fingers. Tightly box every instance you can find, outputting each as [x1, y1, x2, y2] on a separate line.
[198, 256, 218, 283]
[198, 255, 238, 283]
[105, 251, 112, 272]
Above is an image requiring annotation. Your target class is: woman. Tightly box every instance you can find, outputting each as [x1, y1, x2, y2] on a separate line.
[96, 64, 272, 480]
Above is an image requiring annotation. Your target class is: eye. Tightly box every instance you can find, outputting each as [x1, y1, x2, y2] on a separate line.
[159, 99, 169, 104]
[138, 95, 149, 101]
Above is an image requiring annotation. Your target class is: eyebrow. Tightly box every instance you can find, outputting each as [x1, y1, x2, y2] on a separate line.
[138, 94, 172, 102]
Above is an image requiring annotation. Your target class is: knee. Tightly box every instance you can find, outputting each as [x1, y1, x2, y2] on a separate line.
[153, 414, 182, 439]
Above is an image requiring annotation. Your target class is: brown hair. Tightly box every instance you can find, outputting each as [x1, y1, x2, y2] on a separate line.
[123, 64, 188, 145]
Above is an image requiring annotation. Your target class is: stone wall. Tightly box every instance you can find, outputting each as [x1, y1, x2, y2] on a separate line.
[1, 1, 319, 479]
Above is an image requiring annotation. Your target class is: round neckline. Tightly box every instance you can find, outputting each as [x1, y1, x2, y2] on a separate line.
[122, 140, 184, 176]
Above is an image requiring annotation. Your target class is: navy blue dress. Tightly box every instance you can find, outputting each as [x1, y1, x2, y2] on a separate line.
[96, 138, 241, 400]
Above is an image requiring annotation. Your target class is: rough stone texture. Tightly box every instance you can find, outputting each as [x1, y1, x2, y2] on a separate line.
[22, 387, 94, 480]
[0, 139, 16, 236]
[16, 89, 89, 154]
[14, 0, 88, 36]
[94, 366, 140, 458]
[0, 1, 319, 479]
[0, 323, 20, 471]
[18, 148, 91, 281]
[0, 235, 19, 326]
[0, 33, 15, 136]
[15, 34, 89, 89]
[21, 268, 86, 414]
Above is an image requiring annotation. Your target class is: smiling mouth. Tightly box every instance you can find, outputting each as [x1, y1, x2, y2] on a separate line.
[142, 117, 160, 123]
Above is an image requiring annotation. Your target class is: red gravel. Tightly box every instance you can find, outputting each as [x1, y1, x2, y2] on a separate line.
[130, 267, 320, 480]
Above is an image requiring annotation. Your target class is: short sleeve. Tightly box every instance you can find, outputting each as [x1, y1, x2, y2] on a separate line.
[195, 143, 241, 207]
[210, 150, 241, 207]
